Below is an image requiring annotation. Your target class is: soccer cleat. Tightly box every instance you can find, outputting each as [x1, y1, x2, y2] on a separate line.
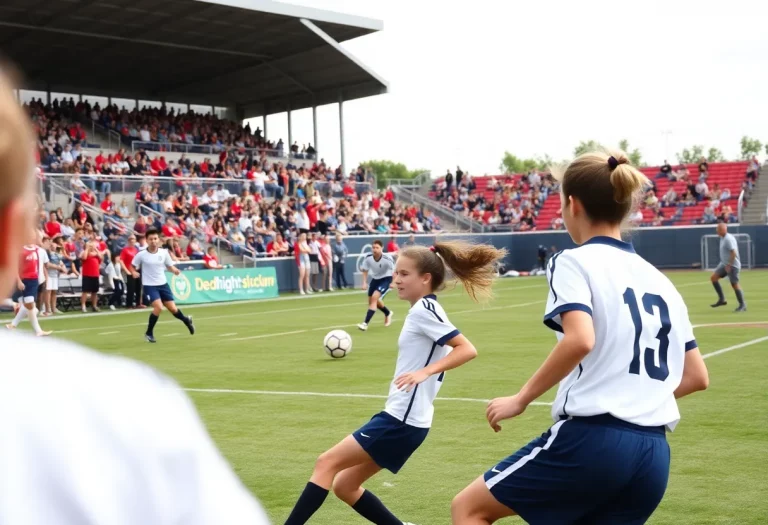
[186, 316, 195, 335]
[81, 307, 87, 313]
[385, 311, 394, 327]
[710, 300, 727, 308]
[36, 331, 53, 337]
[109, 305, 116, 311]
[145, 333, 156, 343]
[357, 322, 368, 331]
[5, 324, 15, 330]
[734, 305, 747, 312]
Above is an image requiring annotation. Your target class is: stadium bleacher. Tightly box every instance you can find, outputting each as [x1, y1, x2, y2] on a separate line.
[430, 161, 757, 230]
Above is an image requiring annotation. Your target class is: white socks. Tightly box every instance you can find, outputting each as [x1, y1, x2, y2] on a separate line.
[11, 306, 27, 327]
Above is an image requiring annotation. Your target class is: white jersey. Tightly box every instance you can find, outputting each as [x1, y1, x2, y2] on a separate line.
[384, 295, 460, 428]
[0, 331, 270, 525]
[544, 237, 696, 431]
[361, 253, 395, 280]
[132, 248, 174, 286]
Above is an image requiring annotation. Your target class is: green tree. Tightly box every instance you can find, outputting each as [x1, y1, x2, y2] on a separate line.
[740, 136, 762, 159]
[618, 139, 643, 166]
[707, 147, 725, 162]
[573, 140, 602, 157]
[676, 145, 704, 164]
[499, 151, 540, 174]
[359, 160, 425, 189]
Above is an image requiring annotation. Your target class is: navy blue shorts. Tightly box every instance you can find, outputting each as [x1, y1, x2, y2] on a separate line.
[12, 279, 39, 303]
[484, 414, 670, 525]
[352, 411, 429, 473]
[367, 277, 392, 298]
[144, 284, 175, 304]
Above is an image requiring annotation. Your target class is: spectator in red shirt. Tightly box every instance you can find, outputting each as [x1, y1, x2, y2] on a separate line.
[44, 211, 61, 239]
[79, 234, 103, 313]
[386, 236, 399, 254]
[80, 189, 96, 207]
[162, 218, 182, 238]
[203, 247, 221, 269]
[100, 193, 115, 216]
[343, 184, 355, 197]
[95, 151, 107, 169]
[120, 235, 143, 308]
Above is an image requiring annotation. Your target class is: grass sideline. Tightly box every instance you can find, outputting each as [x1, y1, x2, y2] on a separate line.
[9, 270, 768, 524]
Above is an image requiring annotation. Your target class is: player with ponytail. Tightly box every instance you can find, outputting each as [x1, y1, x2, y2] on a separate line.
[284, 239, 505, 525]
[452, 151, 709, 525]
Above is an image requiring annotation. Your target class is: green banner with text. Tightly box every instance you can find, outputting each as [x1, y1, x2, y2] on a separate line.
[166, 267, 279, 305]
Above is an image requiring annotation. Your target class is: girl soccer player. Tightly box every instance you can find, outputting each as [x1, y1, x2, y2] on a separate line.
[451, 151, 710, 525]
[284, 240, 506, 525]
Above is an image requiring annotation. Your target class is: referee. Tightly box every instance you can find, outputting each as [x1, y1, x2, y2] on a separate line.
[710, 222, 747, 312]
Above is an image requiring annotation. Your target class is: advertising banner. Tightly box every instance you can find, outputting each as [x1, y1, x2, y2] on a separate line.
[167, 267, 278, 305]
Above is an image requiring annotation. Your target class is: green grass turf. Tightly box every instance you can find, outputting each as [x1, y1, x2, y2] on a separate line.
[10, 270, 768, 524]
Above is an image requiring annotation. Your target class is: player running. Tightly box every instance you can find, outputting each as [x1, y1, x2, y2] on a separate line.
[284, 240, 505, 525]
[358, 240, 395, 331]
[129, 229, 195, 343]
[452, 151, 710, 525]
[6, 241, 52, 336]
[710, 222, 747, 312]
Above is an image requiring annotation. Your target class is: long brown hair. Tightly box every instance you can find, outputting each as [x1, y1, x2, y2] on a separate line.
[399, 240, 506, 303]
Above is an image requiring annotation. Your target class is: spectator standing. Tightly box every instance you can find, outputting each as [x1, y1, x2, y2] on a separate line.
[106, 253, 125, 310]
[444, 169, 453, 191]
[120, 235, 141, 309]
[386, 235, 399, 255]
[319, 234, 333, 292]
[80, 235, 102, 313]
[46, 239, 67, 315]
[308, 232, 321, 292]
[36, 237, 50, 316]
[332, 233, 349, 289]
[656, 160, 672, 179]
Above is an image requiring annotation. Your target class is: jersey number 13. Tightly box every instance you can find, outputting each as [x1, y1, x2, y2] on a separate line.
[622, 287, 670, 382]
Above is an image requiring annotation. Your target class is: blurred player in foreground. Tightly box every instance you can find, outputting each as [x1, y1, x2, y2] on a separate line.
[710, 222, 747, 312]
[452, 151, 709, 525]
[284, 241, 505, 525]
[0, 66, 269, 524]
[6, 230, 51, 336]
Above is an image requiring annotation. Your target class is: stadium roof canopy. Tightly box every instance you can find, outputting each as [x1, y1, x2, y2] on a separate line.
[0, 0, 388, 117]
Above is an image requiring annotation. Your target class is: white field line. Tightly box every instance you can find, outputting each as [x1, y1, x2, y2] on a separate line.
[220, 332, 238, 337]
[229, 300, 545, 342]
[693, 321, 768, 328]
[21, 278, 544, 324]
[183, 388, 553, 407]
[97, 331, 120, 335]
[184, 335, 765, 405]
[165, 333, 181, 338]
[702, 336, 768, 359]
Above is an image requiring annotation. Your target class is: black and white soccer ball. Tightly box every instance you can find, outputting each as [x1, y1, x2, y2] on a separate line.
[324, 329, 353, 359]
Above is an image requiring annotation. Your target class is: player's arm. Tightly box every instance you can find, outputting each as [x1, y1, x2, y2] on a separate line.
[487, 310, 594, 431]
[674, 347, 709, 399]
[164, 250, 181, 276]
[488, 252, 594, 431]
[395, 332, 476, 392]
[727, 249, 737, 270]
[129, 253, 142, 279]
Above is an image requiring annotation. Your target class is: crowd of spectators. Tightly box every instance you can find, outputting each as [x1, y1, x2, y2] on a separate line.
[432, 166, 558, 231]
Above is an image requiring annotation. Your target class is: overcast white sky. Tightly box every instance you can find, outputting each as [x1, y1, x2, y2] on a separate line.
[251, 0, 768, 175]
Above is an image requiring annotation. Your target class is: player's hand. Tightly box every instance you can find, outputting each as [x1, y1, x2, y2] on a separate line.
[172, 268, 181, 276]
[17, 282, 25, 291]
[486, 395, 527, 433]
[725, 264, 732, 272]
[361, 284, 367, 291]
[395, 369, 431, 392]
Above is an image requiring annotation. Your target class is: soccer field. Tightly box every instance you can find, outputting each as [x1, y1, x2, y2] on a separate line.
[10, 270, 768, 524]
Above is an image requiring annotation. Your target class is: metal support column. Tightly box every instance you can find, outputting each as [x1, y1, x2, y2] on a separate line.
[312, 105, 318, 156]
[287, 102, 293, 160]
[338, 94, 345, 176]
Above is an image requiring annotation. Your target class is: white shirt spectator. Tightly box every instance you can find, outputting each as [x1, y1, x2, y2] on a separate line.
[0, 332, 270, 525]
[37, 247, 49, 285]
[529, 171, 541, 187]
[215, 188, 231, 202]
[70, 175, 87, 192]
[139, 128, 151, 142]
[60, 149, 74, 165]
[630, 209, 644, 224]
[238, 215, 252, 233]
[296, 210, 310, 231]
[695, 181, 709, 196]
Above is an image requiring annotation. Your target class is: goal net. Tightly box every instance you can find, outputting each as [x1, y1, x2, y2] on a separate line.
[700, 233, 753, 270]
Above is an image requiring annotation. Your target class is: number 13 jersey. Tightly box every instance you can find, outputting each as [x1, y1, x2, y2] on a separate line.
[543, 236, 697, 431]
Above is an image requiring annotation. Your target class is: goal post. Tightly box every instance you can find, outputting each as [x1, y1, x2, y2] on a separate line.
[700, 234, 753, 270]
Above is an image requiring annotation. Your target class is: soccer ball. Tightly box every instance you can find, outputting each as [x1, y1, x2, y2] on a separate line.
[324, 329, 353, 359]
